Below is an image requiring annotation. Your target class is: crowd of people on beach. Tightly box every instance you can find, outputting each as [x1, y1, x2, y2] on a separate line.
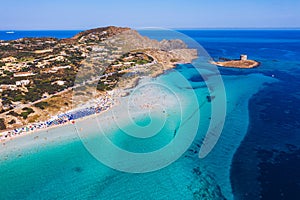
[0, 94, 114, 141]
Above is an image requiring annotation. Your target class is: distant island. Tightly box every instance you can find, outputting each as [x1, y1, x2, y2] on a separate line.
[211, 54, 260, 69]
[0, 26, 197, 138]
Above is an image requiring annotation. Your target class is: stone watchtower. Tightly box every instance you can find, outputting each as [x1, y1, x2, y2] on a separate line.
[240, 54, 248, 61]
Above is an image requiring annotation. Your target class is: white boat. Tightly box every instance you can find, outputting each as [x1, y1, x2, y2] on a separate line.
[6, 31, 15, 34]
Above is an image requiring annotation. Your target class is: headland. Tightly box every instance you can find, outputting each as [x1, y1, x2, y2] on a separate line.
[0, 26, 197, 141]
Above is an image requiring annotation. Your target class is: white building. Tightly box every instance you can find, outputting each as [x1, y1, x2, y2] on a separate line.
[123, 62, 135, 66]
[13, 72, 35, 78]
[240, 54, 248, 61]
[1, 56, 17, 63]
[51, 65, 71, 71]
[52, 80, 65, 86]
[16, 80, 30, 86]
[0, 84, 17, 91]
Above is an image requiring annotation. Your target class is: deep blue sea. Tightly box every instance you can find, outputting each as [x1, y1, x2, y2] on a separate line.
[187, 30, 300, 199]
[0, 30, 80, 40]
[0, 29, 300, 200]
[183, 30, 300, 199]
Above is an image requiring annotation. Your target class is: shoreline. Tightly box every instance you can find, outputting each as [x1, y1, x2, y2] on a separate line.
[0, 26, 198, 140]
[0, 95, 118, 158]
[0, 61, 182, 145]
[0, 49, 197, 143]
[0, 71, 187, 157]
[0, 93, 116, 143]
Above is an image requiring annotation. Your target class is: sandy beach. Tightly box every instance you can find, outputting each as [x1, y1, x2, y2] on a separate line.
[0, 75, 188, 159]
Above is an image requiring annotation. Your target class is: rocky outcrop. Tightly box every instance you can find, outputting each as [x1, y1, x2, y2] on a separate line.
[211, 59, 260, 69]
[72, 26, 131, 40]
[78, 26, 198, 72]
[160, 39, 187, 51]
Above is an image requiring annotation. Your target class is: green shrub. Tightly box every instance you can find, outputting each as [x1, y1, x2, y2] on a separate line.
[20, 107, 34, 119]
[0, 118, 6, 130]
[8, 119, 16, 125]
[34, 102, 49, 110]
[7, 111, 19, 117]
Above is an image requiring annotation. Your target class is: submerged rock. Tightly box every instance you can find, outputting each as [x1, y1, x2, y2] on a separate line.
[206, 95, 216, 102]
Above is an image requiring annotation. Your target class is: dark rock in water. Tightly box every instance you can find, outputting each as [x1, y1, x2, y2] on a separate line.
[286, 143, 297, 151]
[188, 167, 226, 200]
[193, 167, 202, 176]
[206, 95, 216, 102]
[219, 57, 231, 61]
[189, 75, 206, 82]
[73, 166, 83, 173]
[173, 128, 177, 138]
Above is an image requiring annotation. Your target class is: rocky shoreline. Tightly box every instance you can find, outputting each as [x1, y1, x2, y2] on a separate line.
[211, 58, 260, 69]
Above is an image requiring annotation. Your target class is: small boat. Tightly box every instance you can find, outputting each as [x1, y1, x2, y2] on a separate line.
[6, 31, 15, 34]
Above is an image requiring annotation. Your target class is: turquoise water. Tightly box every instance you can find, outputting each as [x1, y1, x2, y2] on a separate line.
[1, 30, 300, 199]
[0, 66, 217, 199]
[0, 62, 270, 200]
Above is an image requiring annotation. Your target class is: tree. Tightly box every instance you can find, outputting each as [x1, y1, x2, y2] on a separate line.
[0, 118, 6, 130]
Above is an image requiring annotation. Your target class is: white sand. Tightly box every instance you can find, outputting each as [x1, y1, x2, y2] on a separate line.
[0, 77, 185, 160]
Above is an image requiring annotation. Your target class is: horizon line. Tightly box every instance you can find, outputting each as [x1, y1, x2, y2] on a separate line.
[1, 27, 300, 31]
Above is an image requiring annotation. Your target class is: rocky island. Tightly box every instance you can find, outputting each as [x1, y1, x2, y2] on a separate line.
[0, 26, 197, 137]
[211, 54, 260, 69]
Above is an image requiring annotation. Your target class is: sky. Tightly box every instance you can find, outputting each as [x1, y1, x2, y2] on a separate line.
[1, 0, 300, 30]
